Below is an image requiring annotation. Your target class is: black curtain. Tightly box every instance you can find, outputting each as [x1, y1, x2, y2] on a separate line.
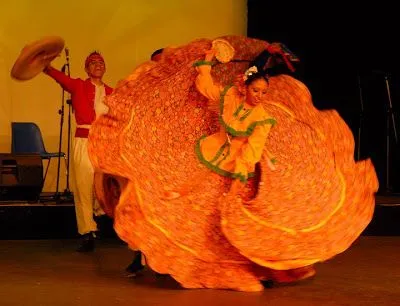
[247, 0, 400, 193]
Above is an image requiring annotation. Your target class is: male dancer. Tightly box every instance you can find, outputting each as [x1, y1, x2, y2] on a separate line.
[44, 51, 113, 252]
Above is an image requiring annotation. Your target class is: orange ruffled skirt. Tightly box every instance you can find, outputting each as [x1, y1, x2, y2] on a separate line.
[88, 35, 378, 291]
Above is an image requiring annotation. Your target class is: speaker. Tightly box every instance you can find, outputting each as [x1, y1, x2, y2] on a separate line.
[0, 154, 43, 201]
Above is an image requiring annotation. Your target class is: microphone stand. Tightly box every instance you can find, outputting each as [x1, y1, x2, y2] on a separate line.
[54, 64, 66, 202]
[63, 52, 74, 202]
[65, 86, 73, 198]
[383, 73, 398, 194]
[356, 73, 364, 161]
[54, 49, 74, 203]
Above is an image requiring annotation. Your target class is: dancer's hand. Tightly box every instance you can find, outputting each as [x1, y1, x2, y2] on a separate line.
[42, 64, 52, 73]
[205, 49, 216, 61]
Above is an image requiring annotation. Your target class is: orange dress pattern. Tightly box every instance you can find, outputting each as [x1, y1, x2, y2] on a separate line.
[88, 35, 379, 292]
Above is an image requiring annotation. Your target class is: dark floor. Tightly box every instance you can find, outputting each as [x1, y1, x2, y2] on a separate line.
[0, 236, 399, 306]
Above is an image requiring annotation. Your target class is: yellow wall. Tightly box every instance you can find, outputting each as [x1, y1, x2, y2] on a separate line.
[0, 0, 247, 192]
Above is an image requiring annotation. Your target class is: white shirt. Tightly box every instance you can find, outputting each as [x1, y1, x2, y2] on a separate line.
[93, 83, 108, 118]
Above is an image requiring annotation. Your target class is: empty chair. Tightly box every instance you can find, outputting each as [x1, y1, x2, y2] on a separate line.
[11, 122, 67, 186]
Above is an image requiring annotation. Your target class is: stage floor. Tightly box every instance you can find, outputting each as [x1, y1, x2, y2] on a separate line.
[1, 194, 400, 239]
[1, 194, 400, 206]
[0, 236, 399, 306]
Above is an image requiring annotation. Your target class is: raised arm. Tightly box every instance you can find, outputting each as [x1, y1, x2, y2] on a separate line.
[43, 65, 78, 94]
[194, 50, 222, 102]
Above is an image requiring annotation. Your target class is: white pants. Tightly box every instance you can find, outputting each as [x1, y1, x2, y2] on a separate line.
[72, 137, 104, 235]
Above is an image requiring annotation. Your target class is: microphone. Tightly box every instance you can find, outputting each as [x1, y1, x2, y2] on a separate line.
[61, 48, 70, 74]
[65, 47, 70, 61]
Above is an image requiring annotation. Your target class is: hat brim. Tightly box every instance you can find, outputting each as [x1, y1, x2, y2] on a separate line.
[11, 36, 65, 81]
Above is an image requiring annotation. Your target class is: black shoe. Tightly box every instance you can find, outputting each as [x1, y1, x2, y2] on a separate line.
[76, 232, 95, 252]
[261, 279, 274, 288]
[154, 272, 167, 277]
[125, 252, 144, 277]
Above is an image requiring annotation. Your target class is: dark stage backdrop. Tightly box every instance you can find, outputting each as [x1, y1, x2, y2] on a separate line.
[247, 0, 400, 193]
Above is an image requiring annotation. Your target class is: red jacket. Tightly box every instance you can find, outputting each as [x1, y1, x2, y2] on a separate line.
[45, 67, 113, 138]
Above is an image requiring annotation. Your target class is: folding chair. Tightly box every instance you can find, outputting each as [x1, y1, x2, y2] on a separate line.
[11, 122, 67, 187]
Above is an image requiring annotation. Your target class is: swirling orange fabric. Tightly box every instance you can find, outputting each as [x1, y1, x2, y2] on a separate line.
[88, 36, 378, 291]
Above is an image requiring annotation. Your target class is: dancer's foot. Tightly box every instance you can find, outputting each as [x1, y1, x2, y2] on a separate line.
[76, 232, 95, 252]
[125, 252, 145, 277]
